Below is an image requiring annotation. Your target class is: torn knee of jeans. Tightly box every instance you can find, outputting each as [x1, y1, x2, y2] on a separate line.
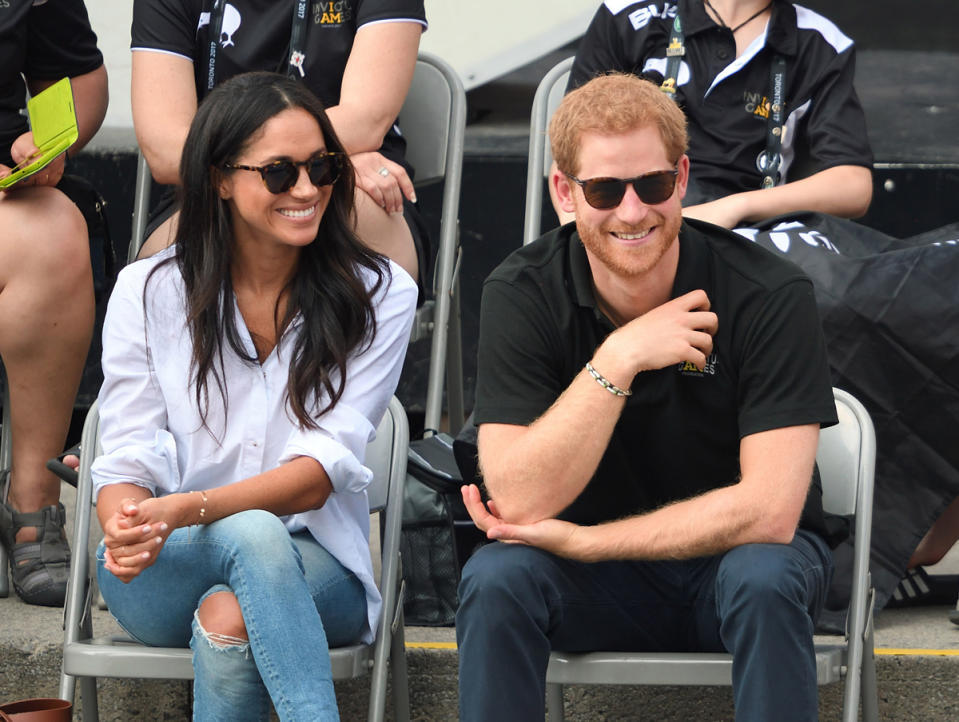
[193, 611, 251, 654]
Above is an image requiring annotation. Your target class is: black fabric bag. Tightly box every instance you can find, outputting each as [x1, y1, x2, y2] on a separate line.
[400, 434, 463, 626]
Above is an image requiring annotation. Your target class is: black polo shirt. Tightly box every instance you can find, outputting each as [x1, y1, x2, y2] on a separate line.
[474, 220, 838, 539]
[131, 0, 427, 168]
[569, 0, 873, 203]
[0, 0, 103, 165]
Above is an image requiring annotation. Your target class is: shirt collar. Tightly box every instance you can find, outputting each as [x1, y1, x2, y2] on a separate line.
[566, 222, 708, 317]
[682, 0, 798, 56]
[567, 227, 602, 311]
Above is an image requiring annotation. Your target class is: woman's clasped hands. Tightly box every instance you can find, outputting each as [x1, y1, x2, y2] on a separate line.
[101, 496, 178, 583]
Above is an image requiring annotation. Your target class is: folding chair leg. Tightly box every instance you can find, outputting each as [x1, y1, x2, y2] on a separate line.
[79, 677, 99, 722]
[546, 683, 565, 722]
[389, 617, 411, 722]
[860, 625, 879, 722]
[445, 267, 465, 436]
[58, 672, 75, 709]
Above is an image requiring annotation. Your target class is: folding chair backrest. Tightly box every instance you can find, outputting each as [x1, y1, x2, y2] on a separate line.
[817, 387, 874, 517]
[397, 52, 468, 435]
[523, 56, 573, 246]
[400, 57, 455, 185]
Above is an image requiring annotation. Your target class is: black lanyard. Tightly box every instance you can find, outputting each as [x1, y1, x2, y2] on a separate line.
[660, 6, 788, 189]
[206, 0, 311, 91]
[759, 54, 786, 188]
[205, 0, 227, 91]
[661, 13, 686, 97]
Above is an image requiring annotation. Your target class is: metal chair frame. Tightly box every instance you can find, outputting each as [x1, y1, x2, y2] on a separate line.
[522, 56, 574, 247]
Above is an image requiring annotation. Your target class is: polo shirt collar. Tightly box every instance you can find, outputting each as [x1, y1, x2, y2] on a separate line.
[566, 222, 709, 316]
[670, 222, 710, 299]
[682, 0, 798, 57]
[567, 229, 602, 312]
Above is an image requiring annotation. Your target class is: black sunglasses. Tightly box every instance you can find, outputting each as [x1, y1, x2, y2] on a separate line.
[224, 152, 344, 194]
[566, 168, 679, 209]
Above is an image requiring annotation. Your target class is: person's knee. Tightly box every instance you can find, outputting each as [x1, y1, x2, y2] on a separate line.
[458, 544, 550, 624]
[213, 510, 302, 576]
[0, 187, 89, 281]
[717, 544, 809, 615]
[196, 590, 248, 643]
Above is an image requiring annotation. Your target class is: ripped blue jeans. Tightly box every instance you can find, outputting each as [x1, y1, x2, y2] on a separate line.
[97, 509, 367, 721]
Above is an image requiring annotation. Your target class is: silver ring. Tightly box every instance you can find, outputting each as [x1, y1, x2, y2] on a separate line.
[377, 166, 390, 177]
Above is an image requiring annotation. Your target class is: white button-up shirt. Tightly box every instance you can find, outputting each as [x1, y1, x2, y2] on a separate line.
[92, 249, 417, 642]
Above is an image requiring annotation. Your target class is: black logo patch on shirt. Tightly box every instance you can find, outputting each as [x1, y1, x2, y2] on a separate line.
[678, 353, 718, 377]
[314, 1, 353, 26]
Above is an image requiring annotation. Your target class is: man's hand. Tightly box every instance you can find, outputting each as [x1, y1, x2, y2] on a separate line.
[461, 484, 597, 562]
[596, 290, 718, 382]
[350, 150, 415, 214]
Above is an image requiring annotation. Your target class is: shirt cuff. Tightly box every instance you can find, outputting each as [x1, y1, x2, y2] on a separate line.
[280, 424, 373, 494]
[91, 428, 180, 499]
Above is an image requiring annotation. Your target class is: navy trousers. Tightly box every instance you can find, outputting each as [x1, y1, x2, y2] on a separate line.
[456, 530, 833, 722]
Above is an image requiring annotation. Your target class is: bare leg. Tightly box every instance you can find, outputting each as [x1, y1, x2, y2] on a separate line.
[353, 188, 418, 282]
[909, 495, 959, 568]
[197, 589, 248, 641]
[0, 187, 94, 542]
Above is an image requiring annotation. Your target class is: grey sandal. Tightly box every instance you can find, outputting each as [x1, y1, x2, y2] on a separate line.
[0, 499, 70, 607]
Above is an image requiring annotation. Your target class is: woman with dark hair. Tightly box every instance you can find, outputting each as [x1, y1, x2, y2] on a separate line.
[91, 72, 417, 720]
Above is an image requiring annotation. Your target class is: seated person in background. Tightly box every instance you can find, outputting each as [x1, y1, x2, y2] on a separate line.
[0, 0, 107, 606]
[94, 72, 416, 719]
[457, 73, 840, 722]
[131, 0, 427, 287]
[551, 0, 872, 229]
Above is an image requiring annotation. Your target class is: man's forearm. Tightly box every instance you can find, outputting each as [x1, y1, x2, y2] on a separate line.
[576, 482, 795, 562]
[572, 425, 818, 562]
[479, 365, 627, 524]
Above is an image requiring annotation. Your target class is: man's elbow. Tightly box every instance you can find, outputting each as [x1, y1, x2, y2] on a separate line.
[479, 470, 549, 525]
[753, 511, 802, 545]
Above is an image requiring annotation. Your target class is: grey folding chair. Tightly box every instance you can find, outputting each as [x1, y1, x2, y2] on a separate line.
[546, 387, 879, 722]
[0, 368, 10, 597]
[126, 51, 467, 437]
[522, 56, 573, 246]
[399, 51, 467, 436]
[60, 396, 412, 722]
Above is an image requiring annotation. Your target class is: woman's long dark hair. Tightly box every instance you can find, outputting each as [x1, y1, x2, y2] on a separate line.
[148, 71, 386, 431]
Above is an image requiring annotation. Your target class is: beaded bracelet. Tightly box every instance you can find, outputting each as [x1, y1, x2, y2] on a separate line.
[585, 362, 632, 397]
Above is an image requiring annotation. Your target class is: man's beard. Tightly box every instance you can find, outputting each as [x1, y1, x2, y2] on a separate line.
[576, 206, 682, 278]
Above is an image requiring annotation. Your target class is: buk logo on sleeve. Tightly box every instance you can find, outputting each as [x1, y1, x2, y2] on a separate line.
[626, 2, 678, 31]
